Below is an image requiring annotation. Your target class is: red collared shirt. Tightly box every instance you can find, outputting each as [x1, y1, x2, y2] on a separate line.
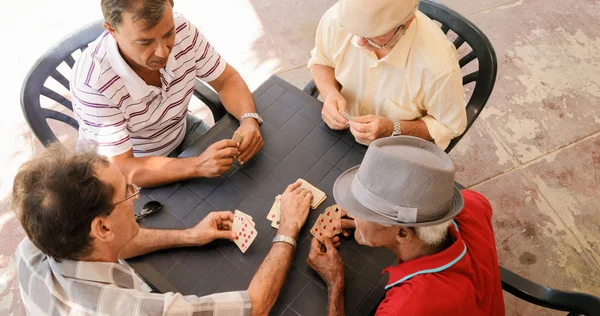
[377, 190, 505, 316]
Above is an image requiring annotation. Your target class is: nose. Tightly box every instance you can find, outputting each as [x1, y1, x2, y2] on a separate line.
[356, 37, 368, 47]
[155, 42, 170, 59]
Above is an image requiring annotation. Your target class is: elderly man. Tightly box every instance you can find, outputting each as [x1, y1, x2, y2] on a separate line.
[309, 0, 467, 149]
[13, 145, 313, 315]
[307, 136, 505, 315]
[72, 0, 264, 187]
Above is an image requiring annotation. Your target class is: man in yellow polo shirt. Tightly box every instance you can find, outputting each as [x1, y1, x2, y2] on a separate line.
[308, 0, 467, 150]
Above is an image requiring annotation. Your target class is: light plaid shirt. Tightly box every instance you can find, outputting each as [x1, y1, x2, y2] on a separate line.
[16, 238, 251, 316]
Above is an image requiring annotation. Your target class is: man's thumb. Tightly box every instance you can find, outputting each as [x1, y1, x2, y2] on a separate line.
[218, 230, 236, 240]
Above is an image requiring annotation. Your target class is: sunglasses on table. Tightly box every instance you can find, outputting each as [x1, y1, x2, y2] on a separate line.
[113, 183, 163, 221]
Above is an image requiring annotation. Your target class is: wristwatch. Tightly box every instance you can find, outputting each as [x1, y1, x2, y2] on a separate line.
[240, 112, 263, 126]
[272, 235, 297, 249]
[391, 119, 402, 136]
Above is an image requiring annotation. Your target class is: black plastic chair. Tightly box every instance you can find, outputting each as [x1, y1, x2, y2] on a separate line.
[500, 266, 600, 316]
[302, 0, 497, 153]
[20, 20, 225, 147]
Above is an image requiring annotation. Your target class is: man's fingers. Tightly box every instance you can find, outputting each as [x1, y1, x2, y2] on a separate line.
[322, 236, 336, 251]
[238, 136, 262, 163]
[213, 139, 239, 150]
[310, 237, 325, 254]
[212, 211, 234, 221]
[341, 218, 356, 230]
[214, 229, 236, 240]
[286, 180, 302, 192]
[351, 115, 375, 124]
[348, 121, 371, 133]
[215, 147, 240, 159]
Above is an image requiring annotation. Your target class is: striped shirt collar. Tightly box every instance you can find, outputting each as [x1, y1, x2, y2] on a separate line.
[105, 35, 179, 101]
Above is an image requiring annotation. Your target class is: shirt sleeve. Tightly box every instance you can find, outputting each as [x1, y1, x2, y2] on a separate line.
[307, 5, 337, 69]
[163, 291, 251, 315]
[71, 80, 132, 157]
[183, 20, 227, 83]
[420, 67, 467, 150]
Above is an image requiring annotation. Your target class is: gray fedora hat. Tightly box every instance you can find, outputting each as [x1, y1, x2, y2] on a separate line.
[333, 136, 464, 227]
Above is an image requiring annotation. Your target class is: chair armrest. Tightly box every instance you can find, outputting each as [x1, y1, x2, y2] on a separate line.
[302, 79, 320, 99]
[193, 79, 225, 122]
[500, 266, 600, 315]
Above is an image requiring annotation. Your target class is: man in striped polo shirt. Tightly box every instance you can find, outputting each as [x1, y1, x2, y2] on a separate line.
[71, 0, 264, 187]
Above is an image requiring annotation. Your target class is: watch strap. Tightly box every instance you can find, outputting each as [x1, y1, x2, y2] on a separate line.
[391, 120, 402, 136]
[272, 235, 297, 249]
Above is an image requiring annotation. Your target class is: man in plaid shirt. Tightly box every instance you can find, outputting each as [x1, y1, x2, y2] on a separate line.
[13, 145, 315, 315]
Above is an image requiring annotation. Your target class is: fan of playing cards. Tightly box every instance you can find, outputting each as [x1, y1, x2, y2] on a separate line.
[232, 210, 257, 253]
[310, 204, 343, 243]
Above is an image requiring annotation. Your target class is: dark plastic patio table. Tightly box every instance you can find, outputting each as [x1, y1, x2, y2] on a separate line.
[127, 76, 396, 316]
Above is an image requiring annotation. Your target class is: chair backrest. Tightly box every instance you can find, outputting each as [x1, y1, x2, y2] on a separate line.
[418, 0, 497, 153]
[20, 20, 105, 147]
[500, 266, 600, 315]
[20, 20, 225, 147]
[302, 0, 497, 153]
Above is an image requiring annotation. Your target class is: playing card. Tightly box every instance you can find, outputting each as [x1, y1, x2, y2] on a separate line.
[298, 179, 326, 209]
[323, 205, 342, 235]
[310, 214, 326, 243]
[232, 215, 258, 253]
[339, 110, 354, 122]
[266, 195, 282, 225]
[232, 131, 244, 146]
[235, 210, 255, 227]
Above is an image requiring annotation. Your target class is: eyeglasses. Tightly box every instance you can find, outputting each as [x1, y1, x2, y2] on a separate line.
[114, 183, 140, 206]
[135, 200, 163, 221]
[364, 24, 406, 49]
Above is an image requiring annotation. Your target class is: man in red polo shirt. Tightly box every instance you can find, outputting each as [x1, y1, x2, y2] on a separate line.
[307, 136, 505, 315]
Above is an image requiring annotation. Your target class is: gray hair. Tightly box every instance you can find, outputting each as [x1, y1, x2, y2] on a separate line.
[414, 221, 451, 247]
[101, 0, 175, 29]
[380, 220, 450, 247]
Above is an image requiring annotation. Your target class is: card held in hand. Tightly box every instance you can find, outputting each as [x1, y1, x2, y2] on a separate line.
[266, 195, 281, 225]
[298, 179, 326, 209]
[339, 110, 354, 122]
[310, 214, 326, 243]
[232, 215, 257, 253]
[232, 131, 244, 146]
[235, 209, 255, 227]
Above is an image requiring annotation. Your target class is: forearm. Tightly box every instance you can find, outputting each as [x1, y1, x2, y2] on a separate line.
[400, 119, 433, 142]
[247, 225, 298, 315]
[118, 228, 193, 259]
[115, 155, 200, 187]
[327, 281, 345, 316]
[213, 65, 256, 120]
[310, 64, 341, 100]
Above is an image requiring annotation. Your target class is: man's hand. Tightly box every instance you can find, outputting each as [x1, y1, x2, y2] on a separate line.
[235, 118, 264, 164]
[195, 140, 239, 177]
[278, 180, 313, 237]
[322, 92, 350, 130]
[349, 115, 394, 145]
[339, 209, 356, 238]
[307, 237, 345, 287]
[186, 211, 236, 246]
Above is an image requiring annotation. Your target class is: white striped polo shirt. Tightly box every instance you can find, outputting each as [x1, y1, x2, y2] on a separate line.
[71, 13, 226, 157]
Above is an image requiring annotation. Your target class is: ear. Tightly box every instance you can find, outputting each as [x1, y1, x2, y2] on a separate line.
[103, 22, 117, 38]
[395, 227, 413, 244]
[90, 216, 115, 243]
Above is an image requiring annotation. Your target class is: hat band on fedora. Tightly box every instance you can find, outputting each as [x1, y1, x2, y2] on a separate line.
[351, 175, 418, 224]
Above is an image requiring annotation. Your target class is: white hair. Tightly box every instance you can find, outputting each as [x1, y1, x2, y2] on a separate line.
[413, 221, 451, 247]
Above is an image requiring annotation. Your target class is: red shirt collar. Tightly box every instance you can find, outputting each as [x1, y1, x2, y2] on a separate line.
[383, 221, 467, 289]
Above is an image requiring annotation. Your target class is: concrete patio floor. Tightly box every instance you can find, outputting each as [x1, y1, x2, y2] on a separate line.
[1, 0, 599, 315]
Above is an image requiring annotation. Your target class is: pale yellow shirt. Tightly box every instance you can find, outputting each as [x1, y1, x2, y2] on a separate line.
[308, 4, 467, 150]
